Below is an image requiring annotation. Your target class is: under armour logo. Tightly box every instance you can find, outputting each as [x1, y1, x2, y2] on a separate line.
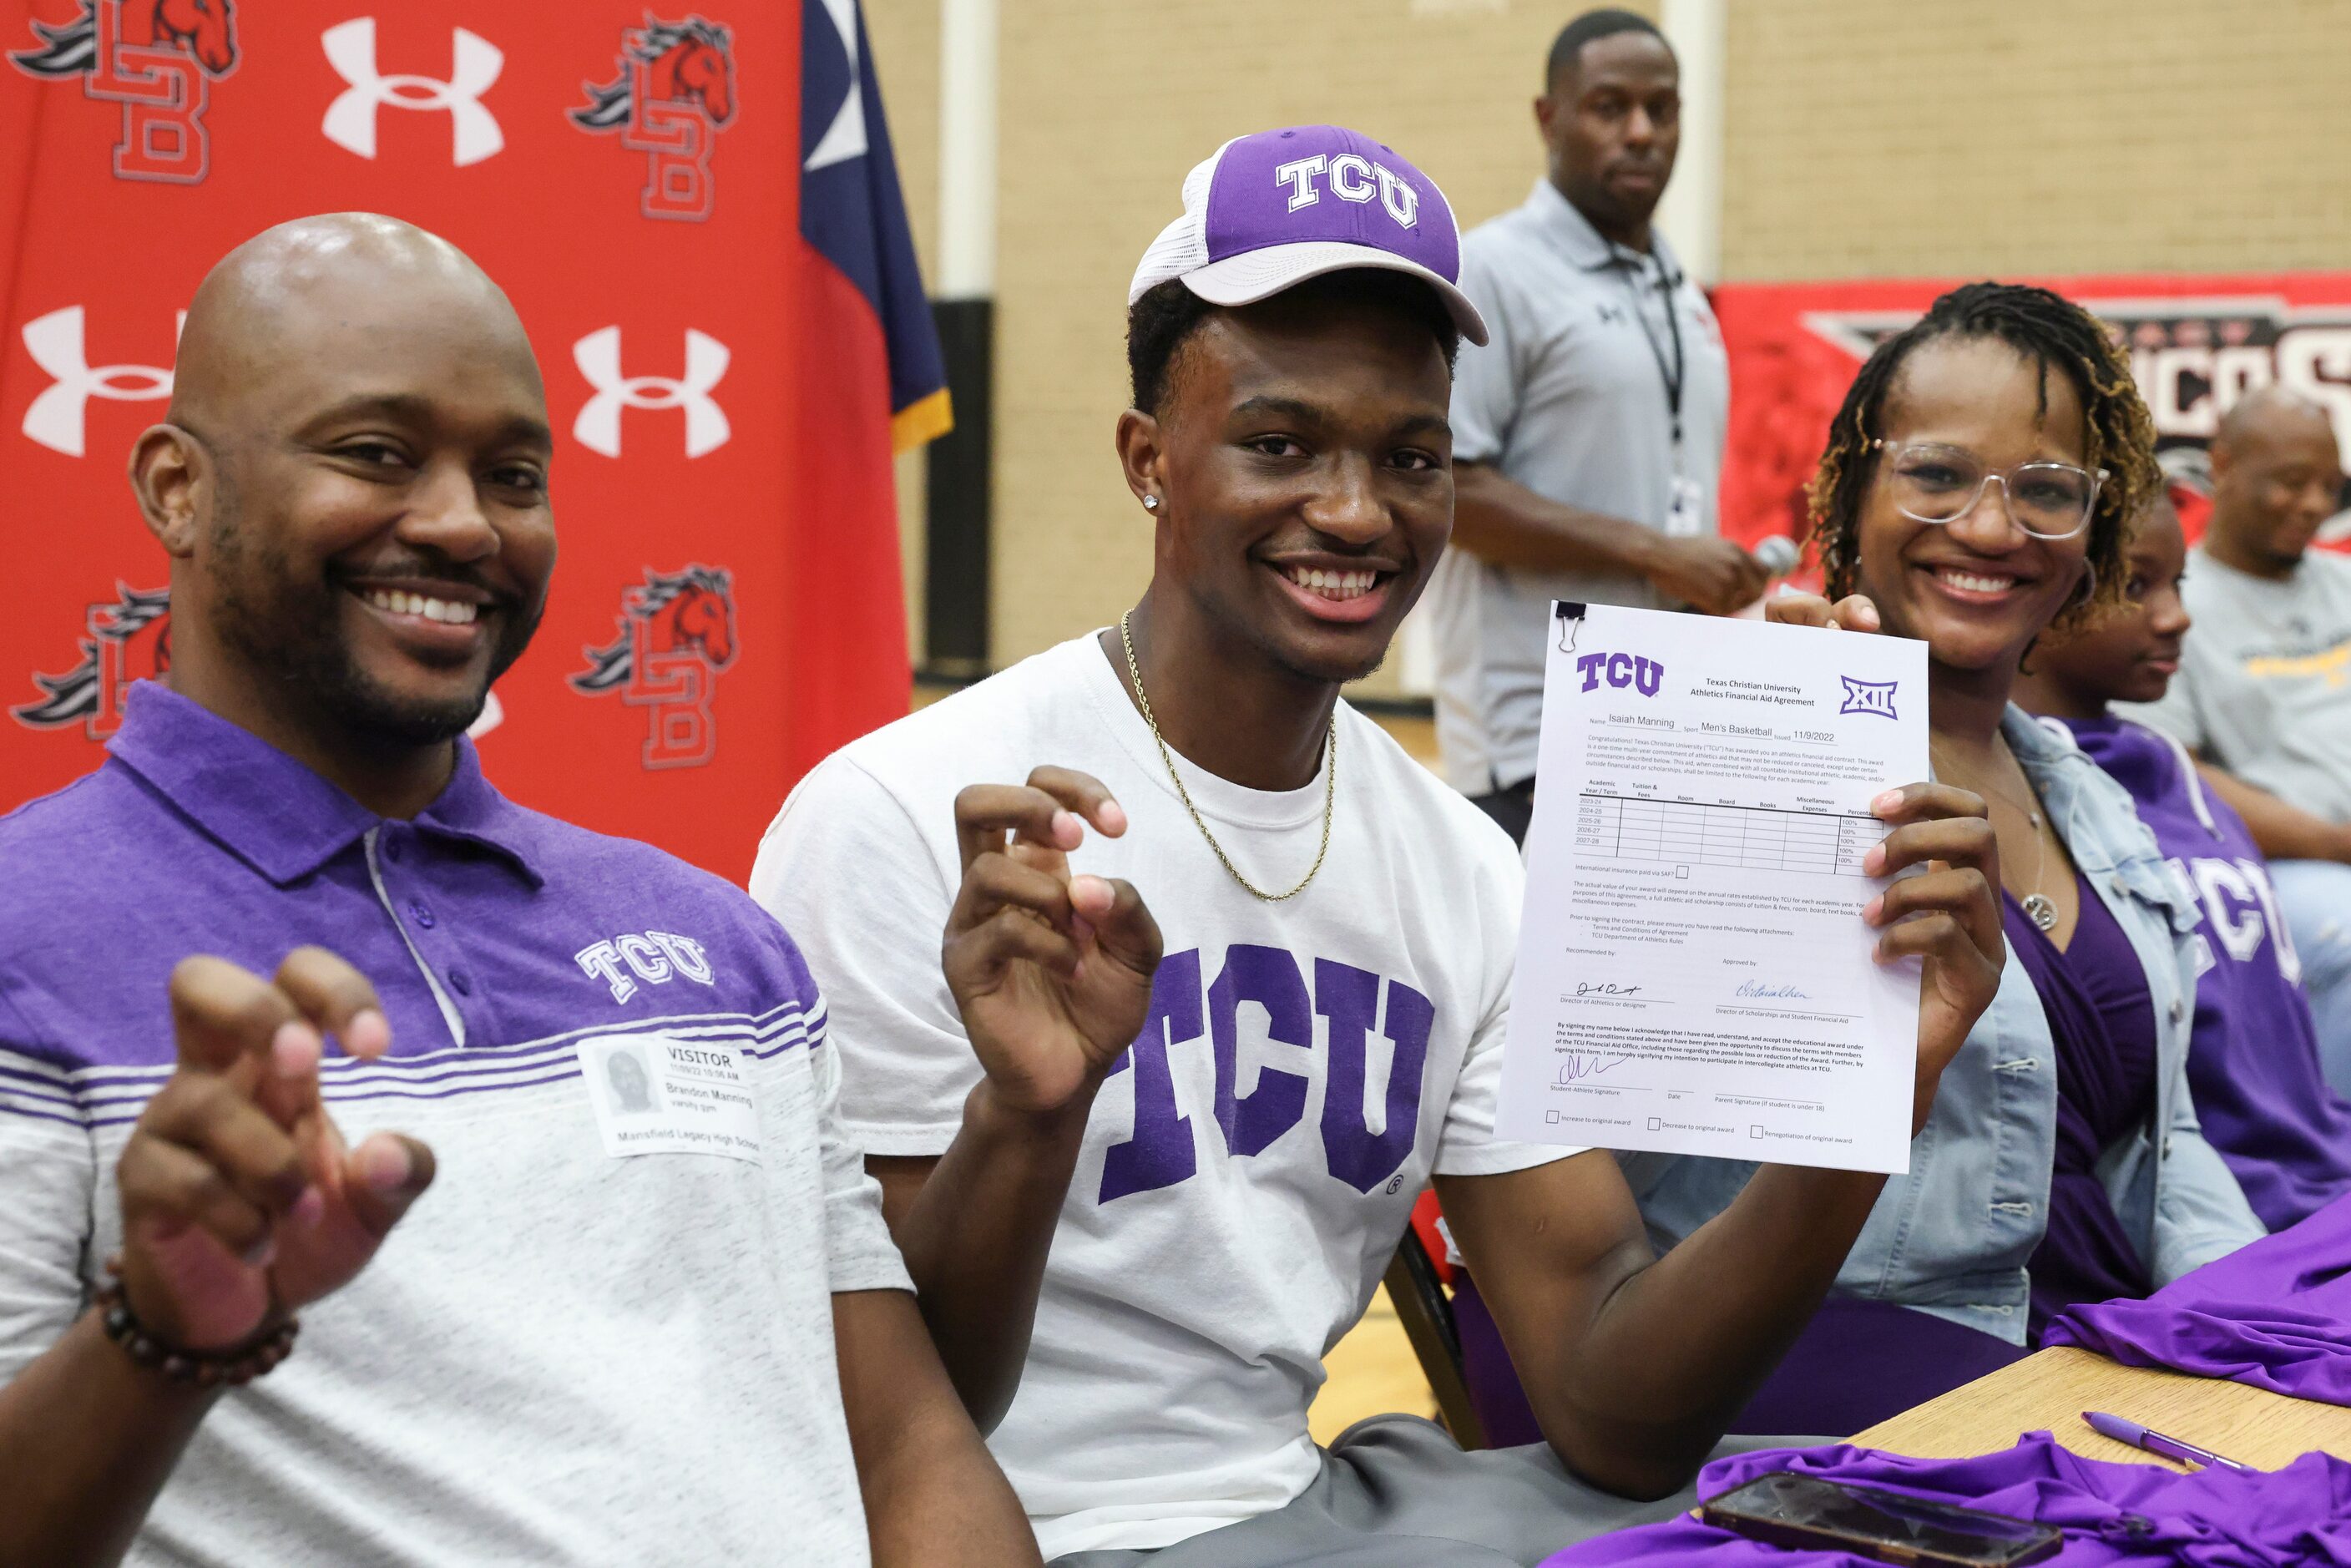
[320, 18, 503, 167]
[572, 326, 731, 459]
[20, 306, 180, 458]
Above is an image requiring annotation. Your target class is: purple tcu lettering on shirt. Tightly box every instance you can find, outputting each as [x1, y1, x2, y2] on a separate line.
[1098, 946, 1433, 1203]
[575, 931, 718, 1003]
[1575, 651, 1663, 696]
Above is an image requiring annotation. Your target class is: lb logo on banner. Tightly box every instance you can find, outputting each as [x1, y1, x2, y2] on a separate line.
[1716, 275, 2351, 561]
[570, 16, 737, 221]
[9, 0, 240, 184]
[13, 584, 172, 741]
[4, 0, 948, 879]
[569, 566, 741, 771]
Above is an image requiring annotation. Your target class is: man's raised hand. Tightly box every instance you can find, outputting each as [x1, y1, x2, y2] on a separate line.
[115, 948, 435, 1352]
[943, 767, 1162, 1115]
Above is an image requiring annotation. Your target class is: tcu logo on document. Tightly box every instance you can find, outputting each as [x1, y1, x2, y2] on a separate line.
[1575, 651, 1663, 697]
[575, 931, 716, 1003]
[320, 18, 504, 166]
[13, 584, 171, 741]
[9, 0, 240, 185]
[1273, 154, 1421, 227]
[570, 566, 739, 769]
[570, 15, 736, 221]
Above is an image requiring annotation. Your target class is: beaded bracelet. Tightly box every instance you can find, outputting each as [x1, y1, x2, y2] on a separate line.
[95, 1256, 299, 1388]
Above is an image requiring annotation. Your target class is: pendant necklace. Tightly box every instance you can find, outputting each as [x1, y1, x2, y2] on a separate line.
[1933, 741, 2060, 933]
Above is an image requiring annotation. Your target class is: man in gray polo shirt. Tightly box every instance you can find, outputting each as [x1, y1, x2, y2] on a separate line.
[1428, 8, 1764, 841]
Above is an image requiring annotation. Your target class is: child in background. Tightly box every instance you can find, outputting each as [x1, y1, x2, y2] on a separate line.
[2017, 493, 2351, 1230]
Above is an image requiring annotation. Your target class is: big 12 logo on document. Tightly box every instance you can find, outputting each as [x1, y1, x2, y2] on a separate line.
[10, 0, 239, 185]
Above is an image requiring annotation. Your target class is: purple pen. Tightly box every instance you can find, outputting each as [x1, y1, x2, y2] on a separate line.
[2083, 1411, 2257, 1474]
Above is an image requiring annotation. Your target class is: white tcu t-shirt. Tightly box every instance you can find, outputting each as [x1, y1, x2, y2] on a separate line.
[751, 634, 1574, 1559]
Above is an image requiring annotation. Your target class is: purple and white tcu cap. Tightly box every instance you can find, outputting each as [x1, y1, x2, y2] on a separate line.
[1129, 124, 1489, 346]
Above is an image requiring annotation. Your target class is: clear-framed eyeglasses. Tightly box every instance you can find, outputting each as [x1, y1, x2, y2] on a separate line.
[1870, 439, 2108, 540]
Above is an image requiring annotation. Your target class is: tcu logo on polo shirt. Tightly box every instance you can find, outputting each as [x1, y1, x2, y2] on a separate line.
[1272, 154, 1420, 228]
[576, 930, 717, 1003]
[19, 305, 179, 457]
[1100, 946, 1433, 1203]
[320, 18, 505, 167]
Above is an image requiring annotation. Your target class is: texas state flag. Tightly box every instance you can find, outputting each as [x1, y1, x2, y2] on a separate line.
[788, 0, 950, 778]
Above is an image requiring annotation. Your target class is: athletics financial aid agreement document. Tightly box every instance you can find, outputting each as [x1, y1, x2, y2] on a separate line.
[1497, 604, 1929, 1175]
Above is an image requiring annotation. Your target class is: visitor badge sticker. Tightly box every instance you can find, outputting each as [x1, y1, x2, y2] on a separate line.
[579, 1034, 763, 1163]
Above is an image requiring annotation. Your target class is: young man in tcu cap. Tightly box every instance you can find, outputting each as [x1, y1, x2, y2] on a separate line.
[754, 128, 2002, 1565]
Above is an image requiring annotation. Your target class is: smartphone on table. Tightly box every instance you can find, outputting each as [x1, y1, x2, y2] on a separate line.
[1698, 1471, 2064, 1565]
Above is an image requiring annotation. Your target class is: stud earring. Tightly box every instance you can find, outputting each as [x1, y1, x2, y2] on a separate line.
[1143, 495, 1160, 511]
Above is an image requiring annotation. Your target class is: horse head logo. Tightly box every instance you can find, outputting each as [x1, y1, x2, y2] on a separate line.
[638, 564, 737, 669]
[570, 566, 737, 770]
[570, 565, 737, 695]
[643, 17, 732, 124]
[570, 13, 733, 132]
[10, 0, 237, 79]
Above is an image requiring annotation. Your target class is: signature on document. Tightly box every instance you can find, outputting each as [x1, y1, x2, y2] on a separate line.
[1559, 1054, 1631, 1085]
[1734, 979, 1813, 1000]
[1574, 980, 1644, 998]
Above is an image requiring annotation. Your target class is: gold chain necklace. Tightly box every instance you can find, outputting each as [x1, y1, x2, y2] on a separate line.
[1117, 609, 1336, 903]
[1931, 737, 2058, 932]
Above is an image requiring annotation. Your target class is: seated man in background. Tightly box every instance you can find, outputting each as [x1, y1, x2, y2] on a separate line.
[0, 215, 1032, 1567]
[2018, 492, 2351, 1229]
[754, 125, 2005, 1566]
[2118, 387, 2351, 1089]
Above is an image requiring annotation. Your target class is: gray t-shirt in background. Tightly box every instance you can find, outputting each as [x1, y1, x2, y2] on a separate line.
[1428, 179, 1730, 795]
[2117, 547, 2351, 824]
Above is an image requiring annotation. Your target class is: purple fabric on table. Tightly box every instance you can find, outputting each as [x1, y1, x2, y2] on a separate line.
[2062, 716, 2351, 1230]
[1453, 1276, 2024, 1443]
[1540, 1432, 2351, 1567]
[2005, 879, 2159, 1340]
[2045, 1191, 2351, 1406]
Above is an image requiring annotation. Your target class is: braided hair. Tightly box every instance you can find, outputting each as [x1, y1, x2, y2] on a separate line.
[1807, 281, 2160, 633]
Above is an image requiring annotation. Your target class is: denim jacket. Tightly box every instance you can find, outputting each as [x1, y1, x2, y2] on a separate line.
[1626, 706, 2263, 1343]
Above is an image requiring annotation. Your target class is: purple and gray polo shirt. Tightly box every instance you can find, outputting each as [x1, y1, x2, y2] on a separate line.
[0, 681, 908, 1566]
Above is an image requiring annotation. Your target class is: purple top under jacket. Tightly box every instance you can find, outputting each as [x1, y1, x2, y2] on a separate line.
[2047, 1191, 2351, 1407]
[2060, 716, 2351, 1230]
[2005, 880, 2160, 1339]
[1542, 1433, 2351, 1567]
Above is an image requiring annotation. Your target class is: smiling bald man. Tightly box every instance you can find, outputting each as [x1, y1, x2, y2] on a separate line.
[0, 215, 1034, 1568]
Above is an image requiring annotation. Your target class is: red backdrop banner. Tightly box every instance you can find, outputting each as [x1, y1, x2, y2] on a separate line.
[1, 0, 942, 879]
[1716, 273, 2351, 563]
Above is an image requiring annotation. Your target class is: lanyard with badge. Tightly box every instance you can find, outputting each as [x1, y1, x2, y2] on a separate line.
[1613, 247, 1706, 538]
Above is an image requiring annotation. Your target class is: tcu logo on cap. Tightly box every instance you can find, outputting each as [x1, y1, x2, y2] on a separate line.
[571, 326, 732, 458]
[20, 305, 179, 457]
[1576, 651, 1664, 696]
[321, 18, 504, 167]
[1273, 153, 1419, 228]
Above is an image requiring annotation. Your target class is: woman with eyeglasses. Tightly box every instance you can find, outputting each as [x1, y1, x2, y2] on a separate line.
[1610, 282, 2267, 1436]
